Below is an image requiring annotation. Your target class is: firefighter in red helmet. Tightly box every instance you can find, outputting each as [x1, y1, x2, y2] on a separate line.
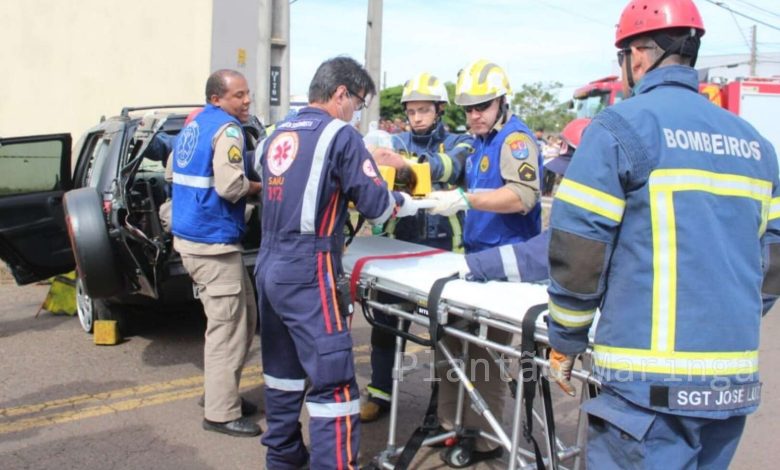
[546, 1, 780, 468]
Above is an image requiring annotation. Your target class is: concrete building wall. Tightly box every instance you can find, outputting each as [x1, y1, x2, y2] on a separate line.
[1, 0, 213, 139]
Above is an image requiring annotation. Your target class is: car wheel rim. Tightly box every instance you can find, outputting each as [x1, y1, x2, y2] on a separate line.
[76, 278, 94, 333]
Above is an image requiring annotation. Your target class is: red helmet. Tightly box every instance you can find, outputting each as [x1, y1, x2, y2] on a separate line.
[184, 107, 204, 125]
[560, 118, 592, 150]
[615, 0, 705, 47]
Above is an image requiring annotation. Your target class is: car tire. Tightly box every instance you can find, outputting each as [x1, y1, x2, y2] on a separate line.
[64, 187, 122, 298]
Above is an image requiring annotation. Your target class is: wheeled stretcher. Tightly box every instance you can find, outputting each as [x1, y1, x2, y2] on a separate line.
[344, 236, 600, 470]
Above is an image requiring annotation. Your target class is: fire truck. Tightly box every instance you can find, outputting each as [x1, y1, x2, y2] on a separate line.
[572, 75, 780, 151]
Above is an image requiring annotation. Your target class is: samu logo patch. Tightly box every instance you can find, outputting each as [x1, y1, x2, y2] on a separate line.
[268, 132, 299, 176]
[175, 121, 199, 168]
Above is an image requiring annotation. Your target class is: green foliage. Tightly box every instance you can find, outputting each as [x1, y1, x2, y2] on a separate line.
[442, 82, 466, 131]
[511, 81, 575, 133]
[379, 85, 404, 121]
[378, 82, 466, 132]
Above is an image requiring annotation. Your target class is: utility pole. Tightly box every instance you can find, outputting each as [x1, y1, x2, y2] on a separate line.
[361, 0, 382, 134]
[749, 24, 757, 77]
[270, 0, 290, 124]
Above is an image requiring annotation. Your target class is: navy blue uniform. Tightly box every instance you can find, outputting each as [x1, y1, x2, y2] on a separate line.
[256, 107, 399, 470]
[548, 66, 780, 468]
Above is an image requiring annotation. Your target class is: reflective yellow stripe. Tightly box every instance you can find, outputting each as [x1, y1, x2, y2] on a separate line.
[769, 197, 780, 221]
[555, 179, 625, 222]
[648, 169, 772, 354]
[548, 301, 596, 328]
[437, 152, 453, 182]
[593, 345, 759, 375]
[649, 169, 771, 200]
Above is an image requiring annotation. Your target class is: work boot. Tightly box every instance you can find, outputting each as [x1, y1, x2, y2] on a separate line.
[359, 400, 389, 423]
[202, 416, 262, 437]
[198, 394, 258, 416]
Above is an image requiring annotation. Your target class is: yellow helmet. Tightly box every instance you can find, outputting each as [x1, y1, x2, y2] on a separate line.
[455, 59, 511, 106]
[401, 73, 449, 104]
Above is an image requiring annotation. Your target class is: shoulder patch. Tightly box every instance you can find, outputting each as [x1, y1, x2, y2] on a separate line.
[517, 162, 537, 182]
[228, 145, 243, 164]
[225, 125, 241, 139]
[505, 133, 534, 160]
[267, 132, 299, 176]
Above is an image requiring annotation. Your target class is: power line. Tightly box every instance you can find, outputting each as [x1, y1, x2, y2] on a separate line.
[727, 7, 752, 49]
[733, 0, 780, 19]
[535, 0, 612, 27]
[703, 0, 780, 32]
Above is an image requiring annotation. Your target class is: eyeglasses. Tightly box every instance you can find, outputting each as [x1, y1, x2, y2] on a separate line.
[617, 45, 658, 66]
[463, 100, 493, 114]
[347, 88, 367, 111]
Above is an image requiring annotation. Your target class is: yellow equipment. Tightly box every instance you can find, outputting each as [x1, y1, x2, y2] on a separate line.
[39, 271, 77, 316]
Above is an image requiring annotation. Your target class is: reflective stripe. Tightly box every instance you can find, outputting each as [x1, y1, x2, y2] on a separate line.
[254, 136, 269, 177]
[593, 345, 759, 376]
[468, 188, 493, 194]
[649, 169, 771, 200]
[555, 179, 625, 222]
[768, 197, 780, 221]
[367, 189, 396, 225]
[437, 152, 453, 182]
[264, 374, 306, 391]
[648, 169, 773, 353]
[366, 386, 391, 402]
[548, 301, 596, 328]
[498, 245, 521, 282]
[306, 398, 360, 418]
[172, 173, 215, 188]
[300, 119, 347, 233]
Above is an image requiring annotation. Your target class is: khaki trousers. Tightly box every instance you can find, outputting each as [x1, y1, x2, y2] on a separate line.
[436, 325, 513, 451]
[181, 251, 257, 422]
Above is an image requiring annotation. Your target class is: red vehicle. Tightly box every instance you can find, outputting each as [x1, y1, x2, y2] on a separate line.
[572, 75, 780, 151]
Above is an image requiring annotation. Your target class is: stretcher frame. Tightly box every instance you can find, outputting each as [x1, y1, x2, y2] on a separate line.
[344, 237, 601, 470]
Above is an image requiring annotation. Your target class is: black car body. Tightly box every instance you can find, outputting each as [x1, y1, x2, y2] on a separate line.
[0, 105, 263, 333]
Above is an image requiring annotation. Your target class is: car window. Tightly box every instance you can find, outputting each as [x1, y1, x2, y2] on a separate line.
[0, 139, 64, 195]
[85, 137, 111, 188]
[73, 132, 109, 188]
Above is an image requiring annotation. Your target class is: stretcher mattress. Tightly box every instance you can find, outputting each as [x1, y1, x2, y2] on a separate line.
[344, 236, 550, 325]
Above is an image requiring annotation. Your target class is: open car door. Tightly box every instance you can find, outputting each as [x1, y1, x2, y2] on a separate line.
[0, 134, 74, 284]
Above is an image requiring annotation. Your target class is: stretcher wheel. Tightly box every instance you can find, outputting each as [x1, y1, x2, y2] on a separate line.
[441, 446, 471, 468]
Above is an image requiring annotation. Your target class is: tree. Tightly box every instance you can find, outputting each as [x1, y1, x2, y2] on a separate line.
[378, 82, 467, 132]
[511, 81, 575, 134]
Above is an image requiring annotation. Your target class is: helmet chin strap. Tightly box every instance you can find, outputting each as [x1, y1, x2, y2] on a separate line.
[625, 52, 636, 91]
[624, 30, 700, 94]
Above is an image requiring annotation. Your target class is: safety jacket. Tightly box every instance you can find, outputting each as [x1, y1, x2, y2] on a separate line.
[547, 65, 780, 418]
[464, 115, 542, 253]
[258, 107, 399, 269]
[465, 229, 549, 283]
[391, 121, 473, 247]
[172, 104, 248, 244]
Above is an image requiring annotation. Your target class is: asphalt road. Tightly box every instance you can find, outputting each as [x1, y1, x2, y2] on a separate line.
[0, 281, 778, 469]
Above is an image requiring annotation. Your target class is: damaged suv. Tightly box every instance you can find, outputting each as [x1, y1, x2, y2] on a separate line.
[0, 106, 263, 334]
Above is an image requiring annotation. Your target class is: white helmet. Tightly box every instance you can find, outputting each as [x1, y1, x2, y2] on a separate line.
[455, 59, 511, 106]
[401, 72, 449, 104]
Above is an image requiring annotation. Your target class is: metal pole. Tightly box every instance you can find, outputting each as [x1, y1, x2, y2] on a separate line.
[360, 0, 382, 135]
[255, 0, 273, 124]
[270, 0, 290, 124]
[749, 24, 757, 77]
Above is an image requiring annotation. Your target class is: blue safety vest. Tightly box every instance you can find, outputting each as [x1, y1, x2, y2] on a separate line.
[464, 115, 542, 253]
[172, 104, 248, 244]
[547, 65, 780, 418]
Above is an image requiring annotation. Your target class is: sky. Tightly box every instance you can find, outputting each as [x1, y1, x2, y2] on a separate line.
[287, 0, 780, 100]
